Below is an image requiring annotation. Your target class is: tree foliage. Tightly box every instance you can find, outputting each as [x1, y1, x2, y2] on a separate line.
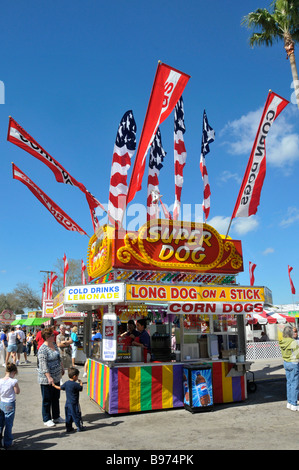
[50, 258, 82, 297]
[0, 283, 40, 313]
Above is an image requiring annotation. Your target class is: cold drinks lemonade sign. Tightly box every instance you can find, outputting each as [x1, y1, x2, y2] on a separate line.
[64, 284, 124, 304]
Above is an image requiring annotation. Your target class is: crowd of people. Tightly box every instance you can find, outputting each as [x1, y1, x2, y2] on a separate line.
[0, 322, 86, 449]
[0, 318, 151, 449]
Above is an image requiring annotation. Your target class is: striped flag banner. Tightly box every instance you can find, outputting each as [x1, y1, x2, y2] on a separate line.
[147, 128, 166, 221]
[12, 163, 87, 235]
[127, 62, 190, 204]
[108, 110, 137, 226]
[47, 272, 58, 299]
[81, 259, 87, 285]
[173, 96, 187, 220]
[63, 254, 69, 287]
[200, 110, 215, 222]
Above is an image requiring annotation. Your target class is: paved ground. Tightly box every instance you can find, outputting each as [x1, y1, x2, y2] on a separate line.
[2, 355, 299, 454]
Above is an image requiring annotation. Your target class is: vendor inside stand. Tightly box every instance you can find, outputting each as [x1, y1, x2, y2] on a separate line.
[131, 318, 151, 362]
[120, 319, 139, 340]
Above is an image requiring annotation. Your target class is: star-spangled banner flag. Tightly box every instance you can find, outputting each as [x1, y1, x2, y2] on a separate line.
[200, 110, 215, 221]
[108, 110, 137, 226]
[63, 254, 69, 287]
[127, 62, 190, 204]
[147, 128, 166, 221]
[288, 265, 296, 295]
[12, 163, 87, 235]
[249, 261, 257, 286]
[231, 91, 289, 220]
[173, 96, 187, 220]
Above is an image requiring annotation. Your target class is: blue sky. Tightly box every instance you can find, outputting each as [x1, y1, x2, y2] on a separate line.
[0, 0, 299, 305]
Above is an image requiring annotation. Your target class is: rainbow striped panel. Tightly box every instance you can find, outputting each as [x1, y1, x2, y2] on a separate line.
[87, 359, 110, 411]
[211, 361, 246, 403]
[96, 363, 184, 414]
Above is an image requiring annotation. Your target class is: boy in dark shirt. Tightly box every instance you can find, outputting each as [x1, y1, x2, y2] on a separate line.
[53, 367, 84, 432]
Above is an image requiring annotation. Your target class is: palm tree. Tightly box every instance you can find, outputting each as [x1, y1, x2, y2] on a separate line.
[242, 0, 299, 108]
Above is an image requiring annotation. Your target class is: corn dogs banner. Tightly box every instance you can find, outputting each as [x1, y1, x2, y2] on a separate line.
[12, 163, 87, 235]
[8, 117, 86, 190]
[231, 91, 288, 219]
[127, 62, 190, 203]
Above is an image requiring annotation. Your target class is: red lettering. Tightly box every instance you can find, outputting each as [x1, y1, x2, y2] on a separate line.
[171, 287, 179, 299]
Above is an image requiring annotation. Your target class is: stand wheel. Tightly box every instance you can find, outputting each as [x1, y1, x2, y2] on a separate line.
[247, 381, 257, 393]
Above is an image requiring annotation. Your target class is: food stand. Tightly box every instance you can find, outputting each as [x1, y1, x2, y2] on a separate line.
[54, 219, 272, 414]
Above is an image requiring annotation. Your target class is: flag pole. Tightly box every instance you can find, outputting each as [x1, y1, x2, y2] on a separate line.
[225, 216, 233, 240]
[126, 61, 162, 205]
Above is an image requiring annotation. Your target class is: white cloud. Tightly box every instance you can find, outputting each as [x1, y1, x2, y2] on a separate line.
[207, 216, 231, 235]
[232, 216, 259, 235]
[262, 247, 275, 255]
[221, 106, 299, 171]
[280, 206, 299, 227]
[217, 170, 242, 185]
[208, 215, 259, 236]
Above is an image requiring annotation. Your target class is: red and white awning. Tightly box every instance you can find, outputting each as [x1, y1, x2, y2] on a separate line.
[247, 310, 295, 325]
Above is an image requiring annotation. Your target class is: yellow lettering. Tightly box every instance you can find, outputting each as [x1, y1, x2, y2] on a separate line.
[191, 248, 206, 263]
[175, 246, 190, 261]
[159, 244, 174, 261]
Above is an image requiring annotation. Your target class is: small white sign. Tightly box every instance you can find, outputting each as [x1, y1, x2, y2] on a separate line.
[102, 312, 117, 361]
[64, 283, 125, 304]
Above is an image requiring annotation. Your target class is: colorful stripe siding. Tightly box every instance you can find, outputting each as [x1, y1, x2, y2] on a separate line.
[211, 362, 246, 403]
[111, 363, 184, 414]
[87, 359, 246, 414]
[87, 359, 110, 411]
[87, 360, 184, 414]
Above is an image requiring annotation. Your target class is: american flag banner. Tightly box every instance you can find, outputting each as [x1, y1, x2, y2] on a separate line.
[173, 96, 187, 220]
[288, 265, 296, 295]
[200, 110, 215, 222]
[127, 62, 190, 204]
[63, 254, 69, 287]
[12, 164, 87, 235]
[8, 117, 86, 191]
[231, 91, 288, 220]
[108, 110, 137, 226]
[81, 259, 87, 285]
[249, 261, 257, 286]
[147, 128, 166, 221]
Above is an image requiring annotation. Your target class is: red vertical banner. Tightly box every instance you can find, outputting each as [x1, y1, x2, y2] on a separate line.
[127, 62, 190, 204]
[288, 265, 296, 295]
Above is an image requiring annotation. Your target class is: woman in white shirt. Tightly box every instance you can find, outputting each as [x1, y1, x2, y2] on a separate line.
[6, 327, 17, 365]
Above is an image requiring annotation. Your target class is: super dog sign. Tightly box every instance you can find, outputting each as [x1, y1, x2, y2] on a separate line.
[114, 220, 243, 274]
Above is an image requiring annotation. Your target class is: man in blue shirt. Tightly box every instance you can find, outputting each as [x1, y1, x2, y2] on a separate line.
[132, 318, 151, 362]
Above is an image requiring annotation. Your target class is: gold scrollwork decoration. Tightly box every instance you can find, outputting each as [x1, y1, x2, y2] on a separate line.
[217, 241, 243, 270]
[117, 232, 150, 265]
